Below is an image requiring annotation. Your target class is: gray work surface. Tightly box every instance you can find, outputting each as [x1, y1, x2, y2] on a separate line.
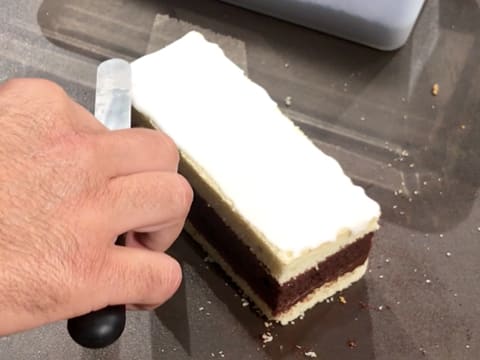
[1, 1, 479, 359]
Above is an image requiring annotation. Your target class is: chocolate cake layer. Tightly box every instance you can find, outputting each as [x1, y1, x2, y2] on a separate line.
[189, 194, 373, 315]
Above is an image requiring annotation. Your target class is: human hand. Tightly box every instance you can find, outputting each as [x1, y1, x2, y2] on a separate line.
[0, 79, 192, 335]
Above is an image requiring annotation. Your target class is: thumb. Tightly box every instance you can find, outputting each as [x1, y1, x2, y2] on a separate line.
[95, 246, 182, 309]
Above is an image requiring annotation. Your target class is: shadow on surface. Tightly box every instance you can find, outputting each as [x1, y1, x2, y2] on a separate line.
[153, 269, 192, 357]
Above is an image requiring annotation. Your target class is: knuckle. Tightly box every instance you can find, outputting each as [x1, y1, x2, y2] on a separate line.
[2, 78, 66, 99]
[158, 132, 180, 165]
[77, 135, 99, 164]
[0, 78, 24, 92]
[35, 79, 67, 98]
[125, 256, 182, 302]
[171, 174, 193, 216]
[55, 133, 99, 170]
[160, 257, 182, 294]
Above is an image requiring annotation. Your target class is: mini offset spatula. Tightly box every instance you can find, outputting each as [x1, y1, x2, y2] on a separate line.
[67, 59, 131, 349]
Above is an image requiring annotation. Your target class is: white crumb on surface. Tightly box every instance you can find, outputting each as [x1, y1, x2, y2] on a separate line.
[241, 298, 249, 307]
[261, 332, 273, 344]
[304, 351, 317, 358]
[284, 96, 292, 107]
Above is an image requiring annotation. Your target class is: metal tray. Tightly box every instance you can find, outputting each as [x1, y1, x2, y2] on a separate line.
[221, 0, 426, 50]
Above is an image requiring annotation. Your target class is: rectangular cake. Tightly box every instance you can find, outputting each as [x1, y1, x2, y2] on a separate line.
[131, 32, 381, 324]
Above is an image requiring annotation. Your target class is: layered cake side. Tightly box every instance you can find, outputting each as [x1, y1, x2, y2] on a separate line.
[131, 31, 381, 324]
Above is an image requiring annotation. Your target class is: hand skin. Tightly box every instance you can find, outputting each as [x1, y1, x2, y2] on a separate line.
[0, 79, 193, 335]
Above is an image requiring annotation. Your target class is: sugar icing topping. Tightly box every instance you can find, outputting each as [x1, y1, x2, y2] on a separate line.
[131, 32, 380, 256]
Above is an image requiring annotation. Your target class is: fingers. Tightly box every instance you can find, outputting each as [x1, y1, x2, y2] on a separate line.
[125, 221, 185, 252]
[97, 246, 182, 308]
[101, 172, 193, 236]
[93, 128, 180, 177]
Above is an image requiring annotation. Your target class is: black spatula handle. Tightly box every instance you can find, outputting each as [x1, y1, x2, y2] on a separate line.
[67, 304, 126, 348]
[67, 234, 126, 348]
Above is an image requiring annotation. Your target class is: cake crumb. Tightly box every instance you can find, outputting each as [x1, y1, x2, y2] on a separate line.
[264, 321, 272, 328]
[261, 332, 273, 344]
[446, 252, 452, 257]
[419, 347, 427, 356]
[299, 313, 305, 320]
[347, 340, 358, 349]
[241, 298, 249, 307]
[296, 345, 303, 349]
[284, 96, 293, 107]
[425, 279, 432, 284]
[339, 295, 347, 304]
[199, 306, 205, 312]
[432, 83, 439, 96]
[304, 351, 318, 358]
